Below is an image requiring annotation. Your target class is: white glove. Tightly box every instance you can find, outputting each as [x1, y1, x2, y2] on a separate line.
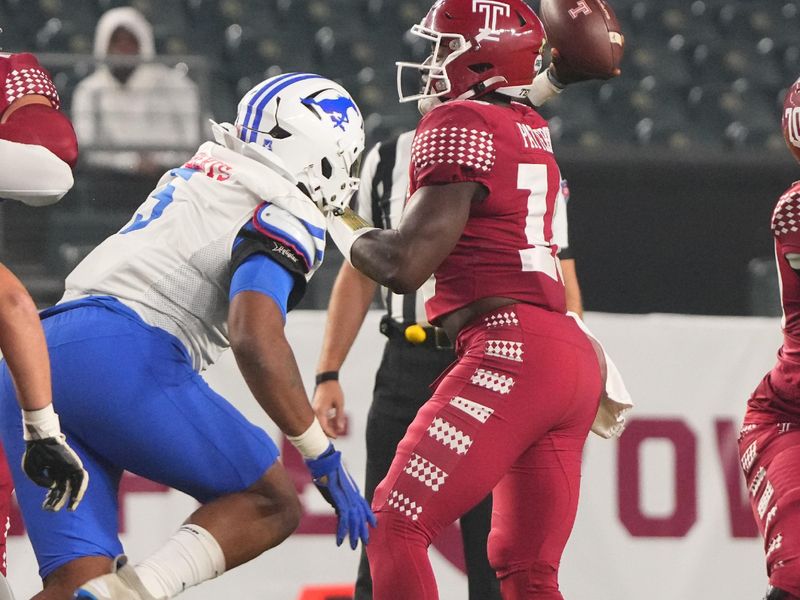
[22, 405, 89, 511]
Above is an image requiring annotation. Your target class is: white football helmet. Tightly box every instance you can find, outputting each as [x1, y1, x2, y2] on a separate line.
[232, 73, 364, 211]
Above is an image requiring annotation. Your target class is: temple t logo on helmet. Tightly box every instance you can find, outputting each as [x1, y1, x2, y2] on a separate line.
[473, 0, 511, 42]
[396, 0, 547, 114]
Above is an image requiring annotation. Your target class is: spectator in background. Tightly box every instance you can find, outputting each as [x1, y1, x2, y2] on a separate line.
[72, 7, 201, 174]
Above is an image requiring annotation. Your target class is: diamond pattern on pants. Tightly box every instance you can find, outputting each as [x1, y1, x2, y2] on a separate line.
[428, 417, 473, 455]
[767, 533, 783, 558]
[484, 311, 519, 328]
[470, 368, 514, 394]
[750, 467, 767, 497]
[740, 440, 758, 475]
[485, 339, 524, 362]
[450, 396, 494, 423]
[404, 453, 447, 492]
[758, 481, 775, 519]
[387, 490, 422, 521]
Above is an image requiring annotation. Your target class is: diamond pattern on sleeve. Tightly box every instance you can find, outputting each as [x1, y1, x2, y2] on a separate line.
[5, 67, 60, 109]
[428, 417, 473, 455]
[404, 453, 447, 492]
[387, 490, 423, 521]
[470, 368, 514, 394]
[449, 396, 494, 423]
[411, 126, 495, 173]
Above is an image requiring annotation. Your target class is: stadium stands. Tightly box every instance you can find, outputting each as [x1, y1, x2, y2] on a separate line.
[0, 0, 797, 313]
[2, 0, 795, 150]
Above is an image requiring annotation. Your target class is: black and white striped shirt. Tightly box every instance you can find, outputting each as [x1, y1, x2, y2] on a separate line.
[353, 130, 572, 326]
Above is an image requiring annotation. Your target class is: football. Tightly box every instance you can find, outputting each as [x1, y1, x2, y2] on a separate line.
[539, 0, 625, 80]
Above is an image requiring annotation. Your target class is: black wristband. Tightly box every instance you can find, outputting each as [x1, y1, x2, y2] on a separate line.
[315, 371, 339, 386]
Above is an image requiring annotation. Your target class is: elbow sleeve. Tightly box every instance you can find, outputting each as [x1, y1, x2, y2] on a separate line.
[0, 104, 78, 167]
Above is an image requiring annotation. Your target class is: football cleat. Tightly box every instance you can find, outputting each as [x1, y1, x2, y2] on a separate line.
[74, 555, 162, 600]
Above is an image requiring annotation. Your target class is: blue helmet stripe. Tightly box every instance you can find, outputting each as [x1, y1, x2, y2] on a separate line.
[240, 72, 299, 140]
[247, 73, 324, 143]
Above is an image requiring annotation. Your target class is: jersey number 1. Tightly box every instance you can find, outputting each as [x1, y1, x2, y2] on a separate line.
[517, 163, 560, 281]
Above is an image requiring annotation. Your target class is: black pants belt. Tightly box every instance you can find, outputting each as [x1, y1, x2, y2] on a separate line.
[379, 316, 453, 350]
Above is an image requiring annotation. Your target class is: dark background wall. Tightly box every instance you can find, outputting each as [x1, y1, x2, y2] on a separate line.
[561, 149, 797, 315]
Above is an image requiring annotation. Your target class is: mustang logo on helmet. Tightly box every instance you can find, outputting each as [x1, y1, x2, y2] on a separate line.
[302, 95, 360, 131]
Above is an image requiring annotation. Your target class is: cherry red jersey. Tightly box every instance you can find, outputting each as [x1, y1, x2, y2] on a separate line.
[748, 180, 800, 422]
[408, 100, 565, 324]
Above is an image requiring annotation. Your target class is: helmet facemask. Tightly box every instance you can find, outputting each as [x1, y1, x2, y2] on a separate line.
[396, 24, 470, 108]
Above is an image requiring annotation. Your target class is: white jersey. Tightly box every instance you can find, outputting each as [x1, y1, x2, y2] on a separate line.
[62, 140, 326, 371]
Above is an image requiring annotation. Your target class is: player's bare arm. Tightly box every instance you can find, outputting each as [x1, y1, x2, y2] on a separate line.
[1, 93, 51, 122]
[0, 256, 87, 516]
[229, 290, 316, 437]
[351, 181, 484, 294]
[312, 263, 377, 437]
[0, 263, 53, 412]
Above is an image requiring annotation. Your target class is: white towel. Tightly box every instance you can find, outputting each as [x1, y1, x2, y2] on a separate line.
[567, 312, 633, 439]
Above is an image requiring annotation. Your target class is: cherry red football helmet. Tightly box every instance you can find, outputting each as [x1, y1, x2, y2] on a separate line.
[396, 0, 546, 111]
[784, 76, 800, 164]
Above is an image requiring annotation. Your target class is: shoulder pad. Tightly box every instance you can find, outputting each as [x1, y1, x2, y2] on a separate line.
[251, 202, 325, 272]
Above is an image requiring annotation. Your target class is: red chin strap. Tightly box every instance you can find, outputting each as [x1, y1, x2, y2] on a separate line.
[0, 103, 78, 168]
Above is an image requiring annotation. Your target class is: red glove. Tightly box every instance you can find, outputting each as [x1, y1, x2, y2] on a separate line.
[0, 53, 61, 119]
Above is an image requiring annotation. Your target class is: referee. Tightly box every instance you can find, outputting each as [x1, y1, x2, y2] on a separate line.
[312, 131, 583, 600]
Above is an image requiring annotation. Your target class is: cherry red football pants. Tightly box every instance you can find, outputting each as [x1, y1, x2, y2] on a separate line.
[739, 416, 800, 597]
[0, 442, 12, 576]
[367, 304, 602, 599]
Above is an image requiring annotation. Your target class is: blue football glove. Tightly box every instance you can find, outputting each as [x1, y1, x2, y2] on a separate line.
[305, 443, 377, 549]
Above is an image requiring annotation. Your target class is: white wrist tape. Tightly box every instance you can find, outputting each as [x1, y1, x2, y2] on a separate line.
[287, 418, 331, 460]
[528, 70, 565, 107]
[22, 404, 62, 441]
[325, 210, 378, 265]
